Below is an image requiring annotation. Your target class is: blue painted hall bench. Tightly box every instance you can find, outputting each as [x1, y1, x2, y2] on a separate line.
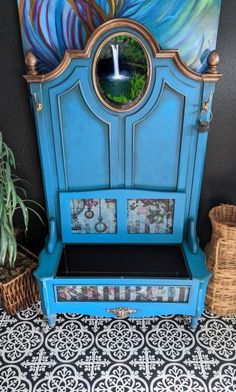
[23, 19, 221, 328]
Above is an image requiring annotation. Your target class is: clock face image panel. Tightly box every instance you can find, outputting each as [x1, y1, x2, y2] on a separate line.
[70, 198, 117, 234]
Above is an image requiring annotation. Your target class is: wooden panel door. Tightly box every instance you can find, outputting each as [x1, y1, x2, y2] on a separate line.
[125, 61, 202, 194]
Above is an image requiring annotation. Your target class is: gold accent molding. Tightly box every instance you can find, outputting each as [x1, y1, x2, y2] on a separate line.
[23, 18, 222, 84]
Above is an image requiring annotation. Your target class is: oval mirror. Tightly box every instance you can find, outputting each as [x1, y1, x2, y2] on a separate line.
[93, 34, 150, 111]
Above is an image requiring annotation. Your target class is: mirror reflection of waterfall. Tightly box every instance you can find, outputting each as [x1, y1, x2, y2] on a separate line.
[111, 44, 120, 79]
[109, 43, 130, 81]
[97, 34, 148, 106]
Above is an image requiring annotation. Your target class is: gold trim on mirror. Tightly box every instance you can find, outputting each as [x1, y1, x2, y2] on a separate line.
[23, 18, 222, 84]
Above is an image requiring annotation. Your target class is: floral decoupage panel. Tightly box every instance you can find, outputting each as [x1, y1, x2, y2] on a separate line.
[127, 199, 175, 234]
[56, 285, 190, 302]
[70, 198, 117, 234]
[17, 0, 221, 74]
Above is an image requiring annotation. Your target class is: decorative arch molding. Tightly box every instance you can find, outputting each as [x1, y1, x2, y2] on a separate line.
[24, 18, 222, 84]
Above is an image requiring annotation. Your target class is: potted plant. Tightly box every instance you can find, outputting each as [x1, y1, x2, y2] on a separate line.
[0, 132, 45, 314]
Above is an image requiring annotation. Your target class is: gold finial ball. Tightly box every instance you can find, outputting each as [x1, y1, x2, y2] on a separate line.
[208, 50, 220, 67]
[25, 51, 38, 75]
[25, 51, 37, 67]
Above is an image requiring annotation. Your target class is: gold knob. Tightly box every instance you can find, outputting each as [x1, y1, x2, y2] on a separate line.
[207, 50, 220, 74]
[106, 307, 138, 318]
[25, 51, 38, 75]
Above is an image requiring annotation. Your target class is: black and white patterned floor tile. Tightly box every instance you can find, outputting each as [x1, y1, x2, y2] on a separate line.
[0, 302, 236, 391]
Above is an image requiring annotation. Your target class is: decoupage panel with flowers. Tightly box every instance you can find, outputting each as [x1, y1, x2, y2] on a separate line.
[127, 199, 175, 234]
[56, 285, 190, 302]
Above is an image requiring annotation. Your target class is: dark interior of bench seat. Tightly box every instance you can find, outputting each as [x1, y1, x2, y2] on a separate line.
[56, 245, 191, 278]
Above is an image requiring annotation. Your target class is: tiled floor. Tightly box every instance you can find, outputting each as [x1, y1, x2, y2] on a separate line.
[0, 302, 235, 391]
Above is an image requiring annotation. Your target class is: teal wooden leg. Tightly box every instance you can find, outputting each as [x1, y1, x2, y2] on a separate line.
[191, 316, 199, 330]
[48, 314, 56, 326]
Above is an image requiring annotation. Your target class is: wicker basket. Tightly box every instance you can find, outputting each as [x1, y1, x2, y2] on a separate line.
[0, 244, 39, 315]
[205, 204, 236, 315]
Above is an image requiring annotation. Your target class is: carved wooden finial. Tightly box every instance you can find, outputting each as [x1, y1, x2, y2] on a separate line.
[207, 50, 220, 74]
[25, 51, 38, 75]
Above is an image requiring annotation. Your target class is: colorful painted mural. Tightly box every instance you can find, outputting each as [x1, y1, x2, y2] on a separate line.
[17, 0, 221, 74]
[127, 199, 174, 234]
[70, 198, 117, 233]
[56, 285, 190, 302]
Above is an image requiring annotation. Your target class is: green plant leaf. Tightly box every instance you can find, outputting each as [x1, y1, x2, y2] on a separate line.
[22, 199, 46, 213]
[8, 147, 16, 168]
[8, 241, 17, 268]
[16, 195, 29, 232]
[0, 132, 2, 154]
[0, 225, 8, 266]
[15, 186, 27, 198]
[23, 206, 47, 228]
[0, 183, 4, 218]
[2, 211, 14, 236]
[0, 132, 44, 268]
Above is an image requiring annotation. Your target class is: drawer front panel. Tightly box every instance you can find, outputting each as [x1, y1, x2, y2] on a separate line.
[55, 285, 190, 303]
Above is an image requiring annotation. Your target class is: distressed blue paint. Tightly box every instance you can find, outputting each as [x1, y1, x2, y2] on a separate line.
[187, 219, 199, 255]
[46, 66, 120, 190]
[188, 83, 215, 223]
[59, 83, 110, 190]
[47, 218, 57, 254]
[29, 22, 219, 327]
[133, 84, 185, 190]
[29, 84, 60, 231]
[125, 59, 201, 194]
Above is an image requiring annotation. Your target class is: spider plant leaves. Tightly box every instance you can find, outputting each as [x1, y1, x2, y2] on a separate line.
[0, 142, 15, 169]
[22, 199, 46, 214]
[6, 171, 15, 209]
[23, 206, 46, 228]
[8, 240, 17, 269]
[0, 183, 4, 218]
[0, 225, 8, 267]
[0, 132, 2, 153]
[16, 195, 29, 233]
[8, 146, 16, 168]
[12, 174, 28, 183]
[0, 131, 44, 267]
[19, 199, 46, 228]
[14, 186, 27, 198]
[0, 213, 16, 267]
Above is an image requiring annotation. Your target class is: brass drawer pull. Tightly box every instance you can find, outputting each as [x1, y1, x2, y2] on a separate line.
[106, 307, 138, 318]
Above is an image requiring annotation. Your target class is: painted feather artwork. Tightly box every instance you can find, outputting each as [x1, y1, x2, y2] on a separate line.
[17, 0, 221, 74]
